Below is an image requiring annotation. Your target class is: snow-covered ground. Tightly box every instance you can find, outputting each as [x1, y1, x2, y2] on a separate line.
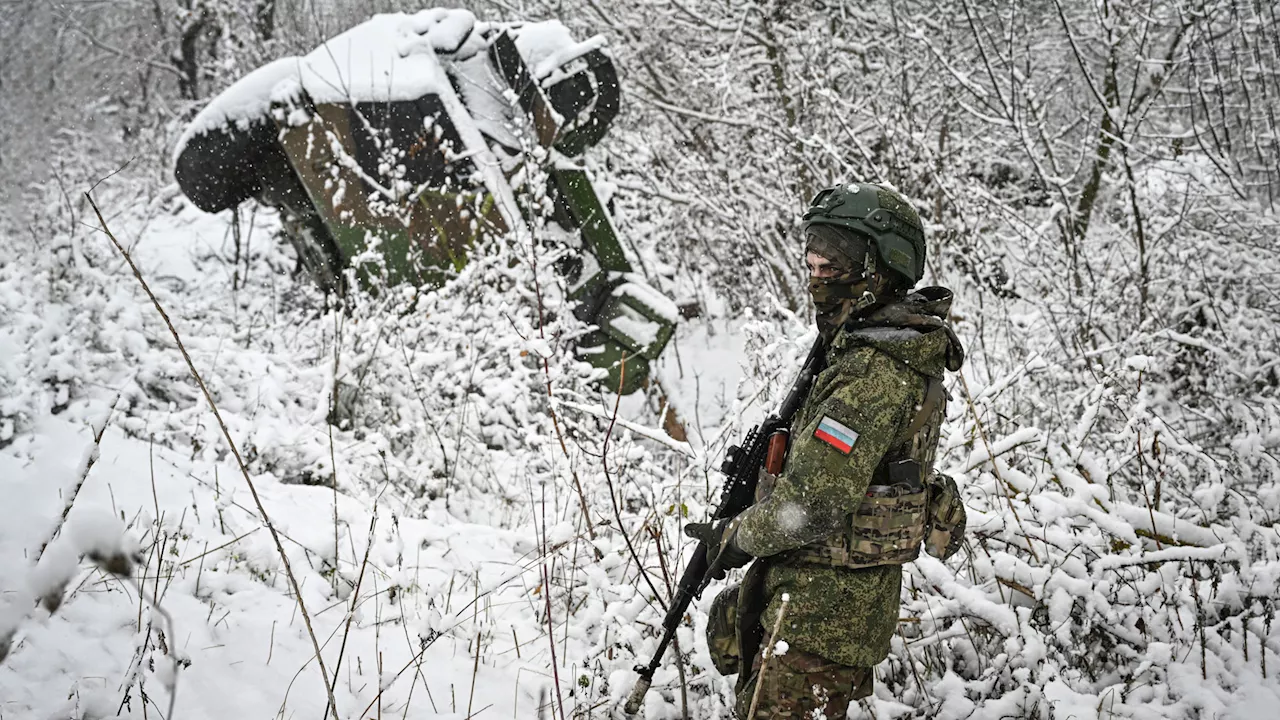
[3, 178, 1279, 720]
[0, 190, 752, 719]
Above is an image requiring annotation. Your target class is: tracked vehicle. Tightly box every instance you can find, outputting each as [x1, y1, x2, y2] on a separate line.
[174, 9, 675, 393]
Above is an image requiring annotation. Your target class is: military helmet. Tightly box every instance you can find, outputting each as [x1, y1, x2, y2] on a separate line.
[802, 182, 926, 286]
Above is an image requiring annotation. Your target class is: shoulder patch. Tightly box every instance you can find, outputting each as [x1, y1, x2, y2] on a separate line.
[814, 415, 859, 454]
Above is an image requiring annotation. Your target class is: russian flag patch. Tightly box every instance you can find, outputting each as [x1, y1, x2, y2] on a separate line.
[814, 416, 859, 454]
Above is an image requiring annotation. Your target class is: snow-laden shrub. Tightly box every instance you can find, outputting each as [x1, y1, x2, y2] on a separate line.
[4, 0, 1280, 716]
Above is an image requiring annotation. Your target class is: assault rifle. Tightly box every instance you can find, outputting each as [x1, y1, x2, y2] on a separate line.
[623, 337, 827, 714]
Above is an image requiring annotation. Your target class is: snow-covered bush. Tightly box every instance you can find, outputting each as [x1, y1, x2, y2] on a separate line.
[3, 1, 1279, 718]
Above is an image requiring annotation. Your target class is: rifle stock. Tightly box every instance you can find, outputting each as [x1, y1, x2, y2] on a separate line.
[623, 337, 825, 714]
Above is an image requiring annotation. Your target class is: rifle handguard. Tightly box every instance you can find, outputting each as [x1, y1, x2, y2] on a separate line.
[764, 429, 790, 475]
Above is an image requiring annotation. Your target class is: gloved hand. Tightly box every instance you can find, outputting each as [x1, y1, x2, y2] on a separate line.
[684, 516, 753, 580]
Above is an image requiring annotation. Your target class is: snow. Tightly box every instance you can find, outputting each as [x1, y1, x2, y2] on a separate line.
[776, 502, 808, 534]
[610, 310, 661, 347]
[1125, 354, 1156, 371]
[556, 399, 695, 457]
[28, 537, 77, 609]
[0, 190, 759, 719]
[171, 57, 299, 161]
[532, 36, 609, 80]
[9, 11, 1280, 712]
[2, 415, 559, 718]
[300, 10, 465, 104]
[613, 274, 682, 323]
[3, 182, 1278, 720]
[67, 507, 136, 570]
[173, 7, 468, 159]
[175, 11, 597, 163]
[511, 21, 581, 79]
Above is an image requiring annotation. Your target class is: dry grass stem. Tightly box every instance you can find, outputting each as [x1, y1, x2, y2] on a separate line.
[600, 355, 668, 610]
[958, 371, 1041, 563]
[125, 576, 182, 720]
[33, 397, 118, 564]
[746, 594, 791, 720]
[329, 422, 341, 594]
[87, 192, 339, 717]
[327, 510, 378, 719]
[536, 481, 569, 720]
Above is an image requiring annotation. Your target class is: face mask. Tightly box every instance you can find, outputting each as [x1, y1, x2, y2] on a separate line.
[809, 271, 877, 335]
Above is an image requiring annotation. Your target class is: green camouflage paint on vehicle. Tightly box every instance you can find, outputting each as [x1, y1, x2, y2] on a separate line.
[175, 16, 676, 394]
[274, 101, 504, 289]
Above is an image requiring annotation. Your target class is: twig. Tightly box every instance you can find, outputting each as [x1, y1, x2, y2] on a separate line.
[149, 434, 161, 531]
[600, 355, 669, 610]
[398, 592, 438, 717]
[467, 580, 482, 718]
[539, 483, 569, 720]
[523, 220, 600, 555]
[397, 334, 452, 479]
[746, 594, 791, 720]
[648, 526, 688, 718]
[896, 624, 933, 706]
[329, 422, 341, 595]
[87, 157, 135, 197]
[194, 541, 209, 598]
[1136, 429, 1163, 551]
[179, 528, 260, 568]
[33, 397, 118, 564]
[86, 192, 339, 718]
[958, 372, 1041, 563]
[124, 576, 182, 720]
[326, 510, 378, 720]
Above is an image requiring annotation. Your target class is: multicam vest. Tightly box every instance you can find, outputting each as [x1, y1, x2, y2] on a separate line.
[784, 366, 964, 568]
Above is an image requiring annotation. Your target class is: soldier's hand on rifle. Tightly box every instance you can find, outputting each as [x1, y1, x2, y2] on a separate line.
[684, 516, 752, 580]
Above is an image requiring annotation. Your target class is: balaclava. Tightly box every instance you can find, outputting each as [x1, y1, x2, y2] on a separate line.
[806, 224, 899, 337]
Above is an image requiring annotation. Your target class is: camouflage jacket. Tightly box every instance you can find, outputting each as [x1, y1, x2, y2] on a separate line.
[735, 288, 965, 668]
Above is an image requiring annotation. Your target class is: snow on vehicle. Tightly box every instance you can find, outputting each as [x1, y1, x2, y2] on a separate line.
[173, 8, 675, 394]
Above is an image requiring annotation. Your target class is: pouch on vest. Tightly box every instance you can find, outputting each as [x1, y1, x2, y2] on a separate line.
[923, 472, 966, 560]
[782, 376, 958, 569]
[706, 584, 741, 676]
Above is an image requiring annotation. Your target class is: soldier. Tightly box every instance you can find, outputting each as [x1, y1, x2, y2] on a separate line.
[689, 182, 968, 718]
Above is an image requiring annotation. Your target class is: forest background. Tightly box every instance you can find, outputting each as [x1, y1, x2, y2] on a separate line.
[1, 1, 1278, 719]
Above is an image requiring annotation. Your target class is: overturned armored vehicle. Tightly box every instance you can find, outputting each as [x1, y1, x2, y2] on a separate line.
[174, 9, 674, 394]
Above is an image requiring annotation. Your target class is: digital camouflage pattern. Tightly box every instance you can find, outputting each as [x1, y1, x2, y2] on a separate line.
[734, 644, 873, 719]
[734, 288, 965, 669]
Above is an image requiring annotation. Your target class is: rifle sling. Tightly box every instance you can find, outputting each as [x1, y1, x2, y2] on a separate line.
[733, 559, 770, 695]
[902, 376, 942, 441]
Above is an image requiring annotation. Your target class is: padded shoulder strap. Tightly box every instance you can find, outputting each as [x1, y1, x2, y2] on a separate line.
[903, 376, 943, 441]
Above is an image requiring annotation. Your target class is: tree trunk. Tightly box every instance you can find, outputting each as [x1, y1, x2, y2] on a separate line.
[255, 0, 276, 42]
[175, 6, 211, 100]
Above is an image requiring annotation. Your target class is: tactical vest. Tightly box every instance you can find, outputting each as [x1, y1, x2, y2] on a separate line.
[784, 372, 964, 569]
